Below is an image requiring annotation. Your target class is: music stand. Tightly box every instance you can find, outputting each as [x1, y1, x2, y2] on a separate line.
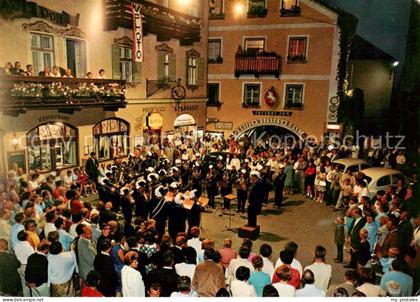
[224, 194, 237, 232]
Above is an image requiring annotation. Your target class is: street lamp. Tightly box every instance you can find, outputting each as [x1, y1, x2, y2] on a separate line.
[392, 61, 399, 67]
[234, 1, 245, 15]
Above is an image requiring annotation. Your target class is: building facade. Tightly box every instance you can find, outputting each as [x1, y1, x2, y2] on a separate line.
[0, 0, 208, 175]
[206, 0, 341, 140]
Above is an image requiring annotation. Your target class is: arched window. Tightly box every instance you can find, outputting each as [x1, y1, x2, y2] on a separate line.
[27, 122, 78, 171]
[93, 118, 130, 160]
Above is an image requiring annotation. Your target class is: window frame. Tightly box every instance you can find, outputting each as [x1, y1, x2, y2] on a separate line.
[243, 37, 266, 53]
[26, 122, 78, 172]
[208, 38, 223, 63]
[93, 118, 130, 162]
[286, 35, 309, 63]
[283, 83, 305, 110]
[30, 32, 55, 75]
[242, 82, 262, 108]
[207, 82, 221, 106]
[187, 56, 198, 87]
[120, 46, 133, 83]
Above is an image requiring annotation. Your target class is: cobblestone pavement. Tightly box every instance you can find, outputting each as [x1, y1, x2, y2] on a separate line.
[201, 193, 347, 285]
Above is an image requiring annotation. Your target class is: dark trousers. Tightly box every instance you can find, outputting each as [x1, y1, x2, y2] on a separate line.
[274, 188, 284, 207]
[336, 244, 343, 262]
[208, 194, 215, 208]
[247, 207, 257, 227]
[237, 191, 247, 212]
[223, 196, 230, 209]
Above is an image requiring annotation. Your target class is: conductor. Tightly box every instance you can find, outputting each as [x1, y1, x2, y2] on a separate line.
[246, 171, 263, 227]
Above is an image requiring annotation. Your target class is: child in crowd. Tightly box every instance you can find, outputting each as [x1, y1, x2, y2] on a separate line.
[334, 216, 345, 263]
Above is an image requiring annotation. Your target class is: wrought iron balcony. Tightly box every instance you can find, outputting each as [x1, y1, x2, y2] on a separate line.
[0, 75, 126, 116]
[104, 0, 202, 45]
[235, 50, 281, 78]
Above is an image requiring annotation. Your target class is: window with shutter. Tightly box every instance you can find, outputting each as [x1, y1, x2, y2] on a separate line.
[31, 32, 54, 75]
[287, 37, 307, 62]
[133, 62, 142, 84]
[169, 53, 177, 81]
[111, 44, 121, 80]
[197, 57, 205, 86]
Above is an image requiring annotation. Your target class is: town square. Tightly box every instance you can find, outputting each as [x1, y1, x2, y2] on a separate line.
[0, 0, 418, 299]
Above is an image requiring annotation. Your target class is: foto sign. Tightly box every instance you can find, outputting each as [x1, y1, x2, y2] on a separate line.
[131, 3, 143, 62]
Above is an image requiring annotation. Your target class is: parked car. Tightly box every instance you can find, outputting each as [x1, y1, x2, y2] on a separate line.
[332, 158, 371, 174]
[359, 167, 407, 198]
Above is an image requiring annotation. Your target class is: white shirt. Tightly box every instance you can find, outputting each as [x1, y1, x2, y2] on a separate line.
[170, 290, 199, 297]
[69, 221, 90, 238]
[48, 251, 78, 285]
[226, 258, 255, 283]
[272, 282, 296, 297]
[44, 222, 57, 239]
[304, 262, 332, 291]
[296, 284, 326, 297]
[275, 258, 303, 277]
[187, 237, 202, 255]
[230, 158, 241, 170]
[175, 262, 196, 280]
[14, 241, 34, 265]
[230, 280, 257, 297]
[121, 265, 145, 297]
[356, 283, 386, 297]
[261, 256, 275, 279]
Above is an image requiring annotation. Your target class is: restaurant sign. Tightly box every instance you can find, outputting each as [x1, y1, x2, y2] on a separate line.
[232, 118, 305, 138]
[252, 111, 292, 117]
[0, 0, 79, 27]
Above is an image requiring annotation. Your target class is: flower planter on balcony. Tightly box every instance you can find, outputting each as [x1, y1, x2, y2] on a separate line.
[0, 75, 126, 115]
[235, 50, 281, 78]
[280, 6, 301, 16]
[208, 57, 224, 64]
[247, 6, 268, 18]
[209, 12, 225, 20]
[287, 55, 307, 63]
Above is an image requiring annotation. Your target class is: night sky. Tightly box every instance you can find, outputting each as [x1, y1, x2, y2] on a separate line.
[326, 0, 413, 65]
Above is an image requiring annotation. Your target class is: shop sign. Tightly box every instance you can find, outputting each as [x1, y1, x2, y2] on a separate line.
[232, 118, 305, 138]
[0, 0, 79, 27]
[252, 111, 292, 117]
[263, 86, 278, 107]
[131, 3, 143, 62]
[38, 114, 70, 123]
[174, 104, 199, 111]
[146, 112, 163, 130]
[214, 122, 233, 130]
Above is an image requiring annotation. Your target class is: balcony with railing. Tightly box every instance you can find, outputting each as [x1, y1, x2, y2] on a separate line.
[234, 50, 281, 78]
[104, 0, 202, 45]
[0, 75, 126, 116]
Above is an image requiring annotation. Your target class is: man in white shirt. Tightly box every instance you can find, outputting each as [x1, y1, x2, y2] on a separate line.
[259, 244, 275, 278]
[187, 226, 202, 255]
[275, 241, 303, 277]
[0, 209, 12, 247]
[170, 276, 199, 297]
[230, 266, 256, 297]
[226, 246, 254, 284]
[15, 231, 35, 297]
[44, 211, 57, 239]
[175, 247, 197, 280]
[304, 245, 331, 291]
[296, 270, 326, 297]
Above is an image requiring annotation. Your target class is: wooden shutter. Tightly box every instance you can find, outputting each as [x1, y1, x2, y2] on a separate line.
[197, 57, 205, 86]
[157, 52, 165, 80]
[133, 62, 142, 84]
[111, 44, 121, 80]
[169, 53, 177, 81]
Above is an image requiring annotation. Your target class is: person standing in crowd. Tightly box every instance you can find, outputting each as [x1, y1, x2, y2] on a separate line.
[248, 255, 271, 297]
[230, 266, 257, 297]
[77, 225, 97, 282]
[121, 251, 145, 297]
[25, 240, 50, 297]
[247, 171, 262, 227]
[347, 207, 366, 268]
[273, 166, 286, 208]
[48, 241, 78, 297]
[0, 239, 21, 296]
[15, 230, 34, 297]
[334, 216, 345, 263]
[93, 239, 118, 297]
[81, 271, 103, 297]
[206, 165, 218, 209]
[304, 245, 332, 292]
[296, 269, 326, 297]
[326, 270, 357, 297]
[192, 247, 226, 297]
[86, 152, 99, 186]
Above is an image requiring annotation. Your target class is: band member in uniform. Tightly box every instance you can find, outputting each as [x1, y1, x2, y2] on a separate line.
[247, 171, 263, 227]
[191, 165, 203, 198]
[273, 166, 286, 208]
[133, 179, 148, 220]
[236, 169, 248, 213]
[206, 165, 218, 208]
[167, 182, 187, 240]
[120, 187, 134, 233]
[149, 184, 168, 238]
[219, 170, 233, 211]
